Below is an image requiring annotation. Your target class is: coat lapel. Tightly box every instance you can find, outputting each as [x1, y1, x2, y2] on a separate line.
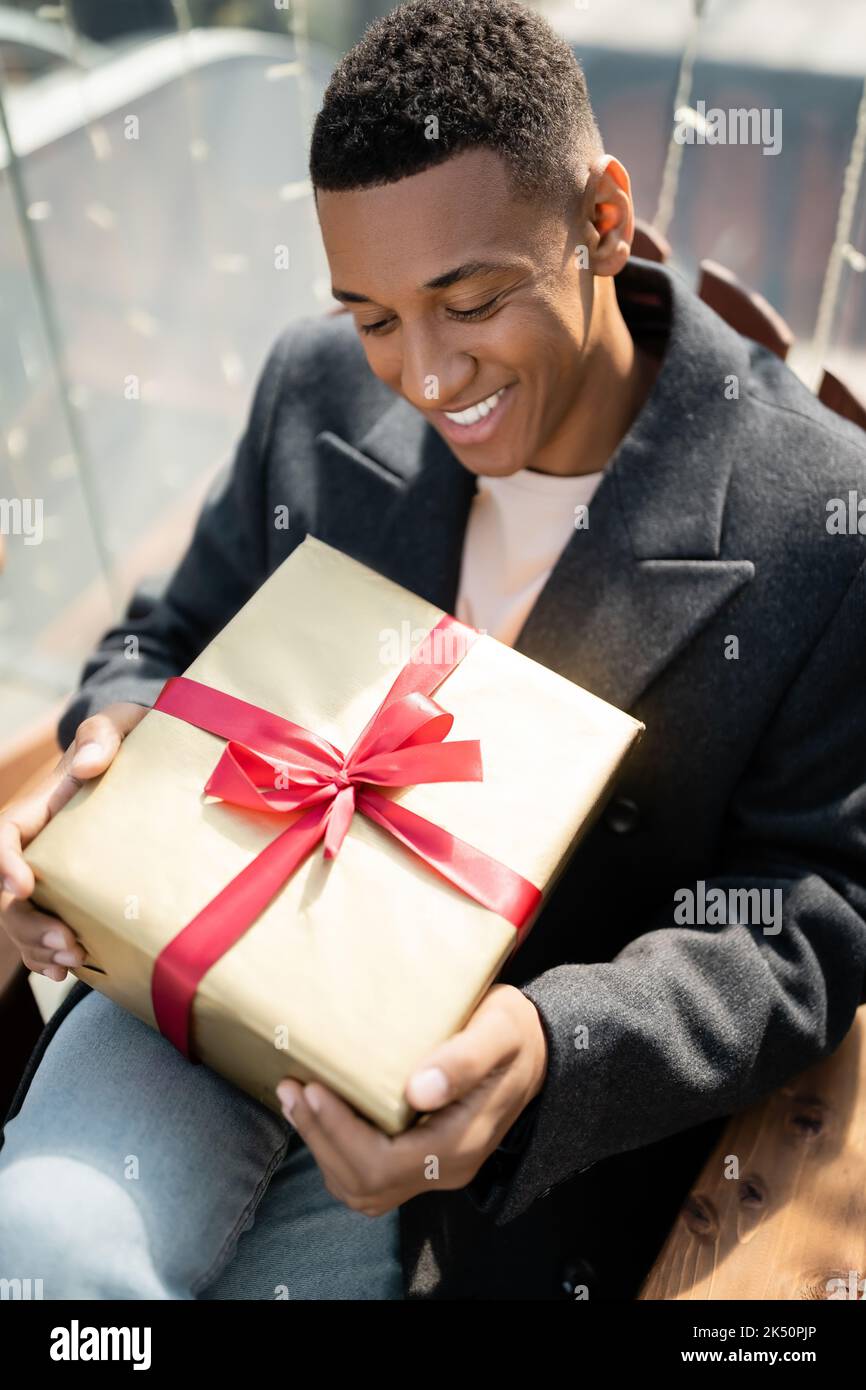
[314, 259, 755, 714]
[511, 478, 754, 710]
[512, 261, 756, 710]
[314, 398, 476, 612]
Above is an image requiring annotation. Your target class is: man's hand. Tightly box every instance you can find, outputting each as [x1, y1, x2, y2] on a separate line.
[275, 983, 548, 1217]
[0, 703, 148, 981]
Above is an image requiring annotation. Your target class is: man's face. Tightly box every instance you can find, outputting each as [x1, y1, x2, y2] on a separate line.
[316, 148, 595, 477]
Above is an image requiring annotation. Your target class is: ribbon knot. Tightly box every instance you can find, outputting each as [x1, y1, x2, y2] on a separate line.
[198, 684, 482, 866]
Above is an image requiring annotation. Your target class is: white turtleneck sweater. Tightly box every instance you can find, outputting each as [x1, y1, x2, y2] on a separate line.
[455, 466, 605, 647]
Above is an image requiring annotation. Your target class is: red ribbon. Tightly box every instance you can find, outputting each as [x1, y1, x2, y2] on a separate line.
[149, 614, 541, 1059]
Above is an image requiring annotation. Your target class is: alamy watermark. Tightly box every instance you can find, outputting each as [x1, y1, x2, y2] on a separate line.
[50, 1320, 151, 1369]
[826, 491, 866, 534]
[674, 101, 782, 157]
[827, 1271, 866, 1300]
[674, 880, 782, 935]
[378, 619, 483, 668]
[0, 496, 43, 545]
[0, 1276, 43, 1299]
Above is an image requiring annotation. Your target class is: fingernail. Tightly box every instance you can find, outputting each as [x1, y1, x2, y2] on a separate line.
[42, 928, 67, 950]
[53, 951, 81, 966]
[410, 1067, 450, 1109]
[304, 1085, 321, 1114]
[2, 877, 18, 897]
[276, 1082, 296, 1122]
[71, 742, 104, 773]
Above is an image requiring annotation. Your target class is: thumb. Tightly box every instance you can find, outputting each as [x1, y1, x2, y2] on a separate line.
[67, 705, 142, 779]
[69, 732, 121, 778]
[406, 986, 517, 1112]
[45, 708, 138, 819]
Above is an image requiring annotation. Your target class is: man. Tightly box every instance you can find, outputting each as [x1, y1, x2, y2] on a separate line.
[2, 0, 865, 1299]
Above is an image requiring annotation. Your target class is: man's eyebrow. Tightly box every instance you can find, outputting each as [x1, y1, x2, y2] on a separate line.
[422, 259, 517, 291]
[331, 260, 518, 304]
[331, 286, 371, 304]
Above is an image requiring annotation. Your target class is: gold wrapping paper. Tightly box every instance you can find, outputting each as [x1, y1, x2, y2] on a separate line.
[26, 537, 643, 1133]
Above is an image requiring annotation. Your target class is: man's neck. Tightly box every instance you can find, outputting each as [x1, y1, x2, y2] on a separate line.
[527, 278, 659, 478]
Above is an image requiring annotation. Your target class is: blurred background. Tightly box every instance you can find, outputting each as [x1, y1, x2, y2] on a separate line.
[1, 0, 865, 755]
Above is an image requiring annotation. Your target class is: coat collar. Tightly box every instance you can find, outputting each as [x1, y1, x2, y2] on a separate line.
[314, 259, 755, 711]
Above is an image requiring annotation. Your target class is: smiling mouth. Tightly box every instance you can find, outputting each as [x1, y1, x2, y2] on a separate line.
[442, 385, 509, 426]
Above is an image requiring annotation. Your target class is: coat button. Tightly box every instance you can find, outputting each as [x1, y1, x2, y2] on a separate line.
[604, 796, 641, 835]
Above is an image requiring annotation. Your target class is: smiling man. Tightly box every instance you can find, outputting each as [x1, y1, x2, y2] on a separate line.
[2, 0, 866, 1303]
[318, 149, 656, 484]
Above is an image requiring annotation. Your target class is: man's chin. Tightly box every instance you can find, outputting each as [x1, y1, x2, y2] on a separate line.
[457, 456, 528, 479]
[440, 431, 529, 478]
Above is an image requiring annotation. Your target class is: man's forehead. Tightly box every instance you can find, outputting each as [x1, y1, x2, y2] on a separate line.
[317, 149, 550, 244]
[317, 159, 552, 303]
[317, 146, 515, 212]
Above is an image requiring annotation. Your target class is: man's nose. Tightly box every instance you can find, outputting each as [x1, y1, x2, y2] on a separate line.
[399, 325, 474, 412]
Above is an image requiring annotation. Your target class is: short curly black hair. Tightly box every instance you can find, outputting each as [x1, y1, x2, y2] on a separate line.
[309, 0, 602, 205]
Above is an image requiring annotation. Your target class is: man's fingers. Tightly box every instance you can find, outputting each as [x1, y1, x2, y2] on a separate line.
[400, 1085, 508, 1187]
[0, 759, 86, 893]
[298, 1080, 503, 1199]
[0, 703, 146, 981]
[277, 986, 544, 1211]
[0, 703, 147, 897]
[405, 986, 519, 1112]
[66, 703, 147, 781]
[67, 709, 130, 778]
[0, 770, 82, 894]
[0, 819, 31, 897]
[278, 1080, 393, 1201]
[1, 898, 85, 967]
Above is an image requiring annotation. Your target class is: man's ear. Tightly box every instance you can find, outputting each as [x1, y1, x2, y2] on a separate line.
[585, 155, 634, 277]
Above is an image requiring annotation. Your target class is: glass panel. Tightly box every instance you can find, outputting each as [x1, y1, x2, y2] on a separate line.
[0, 0, 340, 744]
[0, 148, 111, 730]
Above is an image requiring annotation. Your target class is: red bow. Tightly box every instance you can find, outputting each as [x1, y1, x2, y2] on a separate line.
[150, 614, 541, 1059]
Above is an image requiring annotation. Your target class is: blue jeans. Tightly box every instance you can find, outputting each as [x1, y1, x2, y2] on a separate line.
[0, 989, 403, 1299]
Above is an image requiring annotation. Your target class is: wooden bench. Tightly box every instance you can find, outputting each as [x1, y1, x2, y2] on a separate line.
[697, 260, 796, 361]
[640, 1007, 866, 1300]
[632, 219, 671, 264]
[818, 369, 866, 433]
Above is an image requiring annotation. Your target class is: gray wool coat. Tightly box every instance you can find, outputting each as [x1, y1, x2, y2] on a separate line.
[5, 259, 866, 1299]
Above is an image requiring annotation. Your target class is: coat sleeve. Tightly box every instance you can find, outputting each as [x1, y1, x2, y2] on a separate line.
[465, 557, 866, 1225]
[56, 331, 292, 750]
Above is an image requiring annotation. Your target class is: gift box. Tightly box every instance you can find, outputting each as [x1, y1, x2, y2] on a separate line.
[26, 537, 643, 1133]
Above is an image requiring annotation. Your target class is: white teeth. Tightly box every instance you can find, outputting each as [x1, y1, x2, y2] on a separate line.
[444, 386, 507, 426]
